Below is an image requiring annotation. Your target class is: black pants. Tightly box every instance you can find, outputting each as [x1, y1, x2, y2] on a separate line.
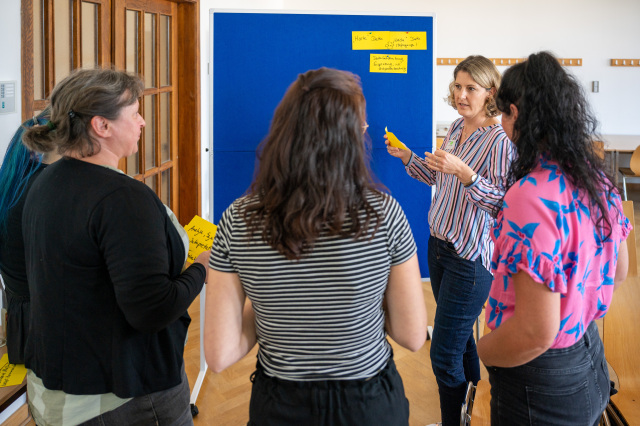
[248, 358, 409, 426]
[80, 366, 193, 426]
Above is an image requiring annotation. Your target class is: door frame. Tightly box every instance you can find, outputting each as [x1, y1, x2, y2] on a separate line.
[20, 0, 201, 224]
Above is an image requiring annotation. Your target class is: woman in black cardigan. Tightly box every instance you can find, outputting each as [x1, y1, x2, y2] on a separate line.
[21, 68, 209, 425]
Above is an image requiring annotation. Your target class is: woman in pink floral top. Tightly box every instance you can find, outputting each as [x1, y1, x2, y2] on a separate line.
[477, 51, 630, 425]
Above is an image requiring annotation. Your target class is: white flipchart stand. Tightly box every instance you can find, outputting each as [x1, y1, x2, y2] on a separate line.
[189, 286, 207, 414]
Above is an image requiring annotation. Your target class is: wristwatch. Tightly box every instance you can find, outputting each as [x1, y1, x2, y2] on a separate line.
[465, 173, 478, 187]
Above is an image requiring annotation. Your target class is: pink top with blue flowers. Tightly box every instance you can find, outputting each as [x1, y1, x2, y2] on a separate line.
[486, 155, 631, 348]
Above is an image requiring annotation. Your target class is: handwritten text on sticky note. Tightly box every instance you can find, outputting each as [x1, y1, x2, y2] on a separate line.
[352, 31, 427, 50]
[184, 215, 217, 263]
[0, 354, 27, 387]
[370, 54, 408, 74]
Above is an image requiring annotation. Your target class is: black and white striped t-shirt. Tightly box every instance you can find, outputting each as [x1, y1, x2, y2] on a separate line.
[210, 191, 416, 381]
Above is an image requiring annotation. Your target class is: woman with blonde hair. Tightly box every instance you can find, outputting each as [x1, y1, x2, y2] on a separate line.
[386, 55, 515, 425]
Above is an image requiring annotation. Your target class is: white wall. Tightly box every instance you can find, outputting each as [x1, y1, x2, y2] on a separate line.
[2, 1, 638, 219]
[200, 0, 640, 219]
[0, 0, 23, 157]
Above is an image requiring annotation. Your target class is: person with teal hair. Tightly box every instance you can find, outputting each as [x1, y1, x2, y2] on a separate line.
[0, 106, 59, 364]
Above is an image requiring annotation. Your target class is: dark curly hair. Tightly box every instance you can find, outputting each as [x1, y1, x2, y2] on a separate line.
[495, 51, 617, 234]
[243, 67, 386, 260]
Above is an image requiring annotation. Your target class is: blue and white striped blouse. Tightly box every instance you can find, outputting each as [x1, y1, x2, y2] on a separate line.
[405, 117, 515, 271]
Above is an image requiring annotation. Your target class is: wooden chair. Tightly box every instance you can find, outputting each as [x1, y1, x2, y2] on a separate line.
[469, 379, 491, 426]
[622, 201, 638, 277]
[603, 274, 640, 425]
[619, 146, 640, 200]
[602, 201, 639, 424]
[594, 140, 605, 160]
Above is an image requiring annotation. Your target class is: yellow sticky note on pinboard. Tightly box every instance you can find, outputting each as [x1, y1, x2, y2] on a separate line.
[385, 126, 409, 150]
[0, 354, 27, 387]
[184, 215, 217, 263]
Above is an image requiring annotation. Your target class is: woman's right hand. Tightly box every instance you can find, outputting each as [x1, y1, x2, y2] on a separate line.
[384, 134, 412, 165]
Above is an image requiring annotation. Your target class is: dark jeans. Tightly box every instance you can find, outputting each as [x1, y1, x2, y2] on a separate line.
[247, 357, 409, 426]
[80, 365, 193, 426]
[487, 321, 609, 426]
[428, 236, 493, 426]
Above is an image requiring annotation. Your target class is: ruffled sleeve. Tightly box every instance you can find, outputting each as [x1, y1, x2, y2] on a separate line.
[491, 177, 571, 294]
[492, 224, 569, 294]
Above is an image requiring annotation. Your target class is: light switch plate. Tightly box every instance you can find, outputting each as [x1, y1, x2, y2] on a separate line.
[0, 81, 16, 114]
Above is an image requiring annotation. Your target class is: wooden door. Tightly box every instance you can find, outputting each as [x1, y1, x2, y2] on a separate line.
[22, 0, 199, 222]
[113, 0, 179, 211]
[23, 0, 111, 115]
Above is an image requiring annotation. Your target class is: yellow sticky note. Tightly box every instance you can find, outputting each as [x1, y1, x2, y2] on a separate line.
[387, 31, 427, 50]
[184, 215, 217, 263]
[370, 54, 408, 74]
[352, 31, 427, 50]
[385, 127, 408, 150]
[0, 354, 27, 387]
[353, 31, 391, 50]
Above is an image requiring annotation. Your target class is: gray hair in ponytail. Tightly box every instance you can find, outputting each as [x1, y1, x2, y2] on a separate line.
[22, 68, 144, 158]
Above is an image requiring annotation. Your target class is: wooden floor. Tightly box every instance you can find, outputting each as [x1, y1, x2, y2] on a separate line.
[184, 187, 640, 426]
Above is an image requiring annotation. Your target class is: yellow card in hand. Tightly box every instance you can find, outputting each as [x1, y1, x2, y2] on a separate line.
[184, 215, 217, 263]
[385, 126, 408, 150]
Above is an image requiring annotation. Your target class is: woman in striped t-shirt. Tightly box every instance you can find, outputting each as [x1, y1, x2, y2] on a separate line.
[386, 55, 515, 426]
[205, 67, 427, 425]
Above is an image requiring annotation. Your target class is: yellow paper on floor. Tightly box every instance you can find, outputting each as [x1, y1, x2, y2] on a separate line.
[184, 215, 217, 263]
[0, 354, 27, 387]
[385, 126, 409, 150]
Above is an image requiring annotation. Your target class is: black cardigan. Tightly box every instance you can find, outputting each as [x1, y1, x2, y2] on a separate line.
[0, 163, 46, 298]
[23, 158, 206, 397]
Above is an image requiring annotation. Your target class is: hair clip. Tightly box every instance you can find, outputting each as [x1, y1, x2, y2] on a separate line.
[68, 109, 76, 119]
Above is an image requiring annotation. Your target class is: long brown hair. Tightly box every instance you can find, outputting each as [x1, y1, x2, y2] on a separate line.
[243, 67, 386, 260]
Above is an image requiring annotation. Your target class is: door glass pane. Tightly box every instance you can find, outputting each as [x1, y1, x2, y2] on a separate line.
[161, 169, 171, 205]
[81, 2, 98, 68]
[144, 94, 156, 170]
[160, 92, 170, 163]
[160, 15, 171, 87]
[33, 0, 45, 99]
[125, 10, 139, 74]
[144, 13, 156, 88]
[145, 175, 157, 192]
[54, 0, 72, 84]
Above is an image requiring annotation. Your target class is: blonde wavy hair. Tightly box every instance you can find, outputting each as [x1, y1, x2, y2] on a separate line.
[445, 55, 501, 117]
